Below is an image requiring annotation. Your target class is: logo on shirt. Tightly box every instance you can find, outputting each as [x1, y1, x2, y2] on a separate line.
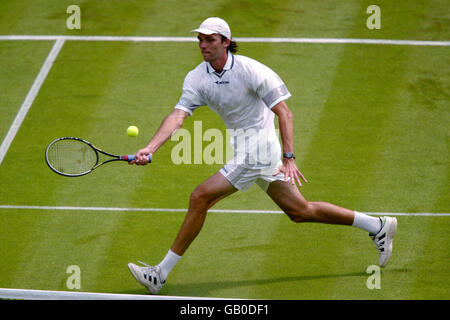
[214, 80, 230, 85]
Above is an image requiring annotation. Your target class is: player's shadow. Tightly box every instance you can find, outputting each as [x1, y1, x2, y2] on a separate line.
[119, 267, 412, 297]
[121, 271, 368, 297]
[169, 271, 367, 296]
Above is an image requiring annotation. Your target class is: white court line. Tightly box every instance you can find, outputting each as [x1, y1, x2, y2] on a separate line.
[0, 39, 65, 166]
[0, 288, 232, 300]
[0, 205, 448, 216]
[0, 35, 449, 46]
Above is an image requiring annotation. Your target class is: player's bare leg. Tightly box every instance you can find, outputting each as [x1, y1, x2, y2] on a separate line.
[129, 172, 236, 294]
[170, 171, 237, 256]
[266, 180, 355, 225]
[265, 179, 396, 267]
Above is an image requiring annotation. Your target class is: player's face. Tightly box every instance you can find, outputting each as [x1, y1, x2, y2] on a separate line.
[197, 33, 229, 62]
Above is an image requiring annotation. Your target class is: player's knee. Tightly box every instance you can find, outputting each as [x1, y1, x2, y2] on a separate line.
[286, 202, 314, 223]
[189, 186, 212, 209]
[189, 189, 204, 205]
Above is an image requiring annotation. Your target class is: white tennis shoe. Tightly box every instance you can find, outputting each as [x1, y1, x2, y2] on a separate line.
[370, 216, 397, 267]
[128, 261, 165, 294]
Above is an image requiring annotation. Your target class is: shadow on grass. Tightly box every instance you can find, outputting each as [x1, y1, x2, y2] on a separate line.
[120, 270, 370, 298]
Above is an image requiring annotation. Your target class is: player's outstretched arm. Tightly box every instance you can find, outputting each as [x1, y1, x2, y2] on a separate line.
[132, 109, 189, 165]
[271, 101, 308, 187]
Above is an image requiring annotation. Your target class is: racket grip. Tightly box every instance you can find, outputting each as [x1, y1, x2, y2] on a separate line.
[124, 154, 152, 163]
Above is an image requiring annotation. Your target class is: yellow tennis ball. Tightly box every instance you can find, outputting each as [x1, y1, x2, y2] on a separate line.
[127, 125, 139, 137]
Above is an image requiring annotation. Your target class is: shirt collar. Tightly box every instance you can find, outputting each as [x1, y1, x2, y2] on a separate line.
[206, 51, 234, 74]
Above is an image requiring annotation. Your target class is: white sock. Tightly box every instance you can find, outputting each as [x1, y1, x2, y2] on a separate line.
[158, 249, 181, 281]
[352, 211, 382, 234]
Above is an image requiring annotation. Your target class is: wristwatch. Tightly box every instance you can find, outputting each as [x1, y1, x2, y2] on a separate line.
[283, 152, 296, 159]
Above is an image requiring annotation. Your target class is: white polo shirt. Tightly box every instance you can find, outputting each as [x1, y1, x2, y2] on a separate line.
[174, 52, 291, 168]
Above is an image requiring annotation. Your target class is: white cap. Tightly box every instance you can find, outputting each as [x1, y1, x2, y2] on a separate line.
[191, 17, 231, 39]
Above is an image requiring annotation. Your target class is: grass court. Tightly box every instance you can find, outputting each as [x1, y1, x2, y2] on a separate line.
[0, 0, 448, 299]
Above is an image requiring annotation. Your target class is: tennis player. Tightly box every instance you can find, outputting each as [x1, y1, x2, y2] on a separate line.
[128, 17, 397, 294]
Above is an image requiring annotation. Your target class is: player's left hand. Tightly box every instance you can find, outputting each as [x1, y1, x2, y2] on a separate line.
[273, 159, 308, 187]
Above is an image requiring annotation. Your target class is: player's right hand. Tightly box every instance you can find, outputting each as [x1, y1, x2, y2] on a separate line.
[131, 148, 152, 165]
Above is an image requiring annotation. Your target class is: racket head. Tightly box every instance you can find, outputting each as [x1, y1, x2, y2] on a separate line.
[45, 137, 99, 177]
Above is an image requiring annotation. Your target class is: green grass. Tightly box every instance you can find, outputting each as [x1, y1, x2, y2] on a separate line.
[0, 0, 448, 299]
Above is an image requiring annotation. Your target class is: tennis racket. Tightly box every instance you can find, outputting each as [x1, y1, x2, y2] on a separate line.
[45, 137, 151, 177]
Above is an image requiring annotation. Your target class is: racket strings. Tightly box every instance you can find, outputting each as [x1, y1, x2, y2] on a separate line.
[46, 139, 98, 175]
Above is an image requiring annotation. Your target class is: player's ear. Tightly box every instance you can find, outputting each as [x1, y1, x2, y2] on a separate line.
[221, 35, 231, 47]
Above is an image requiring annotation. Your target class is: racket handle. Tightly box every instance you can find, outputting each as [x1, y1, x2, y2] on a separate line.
[123, 154, 152, 163]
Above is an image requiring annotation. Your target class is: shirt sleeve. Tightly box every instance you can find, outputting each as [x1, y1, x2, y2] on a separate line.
[174, 71, 205, 116]
[250, 60, 291, 109]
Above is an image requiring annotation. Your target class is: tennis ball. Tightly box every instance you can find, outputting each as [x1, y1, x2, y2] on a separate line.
[127, 125, 139, 137]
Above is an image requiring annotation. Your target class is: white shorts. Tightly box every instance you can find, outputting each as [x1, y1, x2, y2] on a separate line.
[219, 160, 286, 192]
